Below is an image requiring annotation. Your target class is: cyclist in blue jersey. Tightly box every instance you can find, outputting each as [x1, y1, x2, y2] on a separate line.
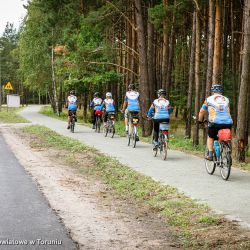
[101, 92, 116, 127]
[90, 92, 103, 129]
[66, 90, 77, 129]
[147, 89, 172, 149]
[198, 84, 233, 161]
[121, 83, 140, 135]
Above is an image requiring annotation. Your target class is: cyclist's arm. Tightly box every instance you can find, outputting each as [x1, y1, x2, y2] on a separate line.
[147, 104, 155, 117]
[122, 95, 128, 111]
[100, 103, 105, 110]
[168, 105, 173, 114]
[198, 101, 208, 122]
[65, 98, 69, 108]
[89, 100, 94, 109]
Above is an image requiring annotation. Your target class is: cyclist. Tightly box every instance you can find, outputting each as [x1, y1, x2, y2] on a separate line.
[66, 90, 77, 129]
[90, 92, 103, 129]
[121, 83, 140, 137]
[101, 92, 116, 127]
[147, 89, 172, 149]
[198, 84, 233, 161]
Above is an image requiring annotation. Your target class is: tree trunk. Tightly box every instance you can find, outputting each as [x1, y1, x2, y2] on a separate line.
[162, 0, 169, 89]
[193, 11, 201, 146]
[202, 8, 209, 145]
[236, 0, 250, 162]
[206, 0, 215, 97]
[51, 44, 59, 115]
[185, 12, 196, 139]
[212, 0, 222, 84]
[135, 0, 152, 136]
[147, 2, 156, 101]
[165, 12, 175, 98]
[230, 0, 238, 128]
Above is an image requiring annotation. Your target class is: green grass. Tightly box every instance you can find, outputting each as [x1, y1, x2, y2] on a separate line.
[39, 106, 91, 125]
[19, 124, 250, 249]
[39, 106, 69, 121]
[0, 107, 29, 123]
[22, 125, 91, 152]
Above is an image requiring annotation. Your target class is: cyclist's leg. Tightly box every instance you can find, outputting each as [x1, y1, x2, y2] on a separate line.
[125, 109, 129, 133]
[74, 110, 77, 122]
[104, 112, 108, 127]
[92, 110, 96, 129]
[67, 110, 71, 129]
[207, 125, 218, 160]
[153, 119, 160, 146]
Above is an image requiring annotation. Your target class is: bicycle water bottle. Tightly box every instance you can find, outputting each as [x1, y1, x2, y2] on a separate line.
[214, 141, 220, 157]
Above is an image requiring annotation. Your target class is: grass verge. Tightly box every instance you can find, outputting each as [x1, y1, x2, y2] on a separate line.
[0, 107, 29, 123]
[19, 124, 250, 249]
[39, 106, 90, 126]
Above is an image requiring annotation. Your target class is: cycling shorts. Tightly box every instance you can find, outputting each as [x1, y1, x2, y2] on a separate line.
[125, 109, 139, 119]
[68, 110, 76, 116]
[208, 124, 232, 140]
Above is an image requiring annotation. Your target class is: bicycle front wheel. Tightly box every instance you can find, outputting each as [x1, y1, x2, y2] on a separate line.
[205, 147, 216, 175]
[220, 143, 232, 180]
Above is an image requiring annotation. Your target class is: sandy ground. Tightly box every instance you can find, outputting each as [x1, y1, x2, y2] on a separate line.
[1, 127, 177, 250]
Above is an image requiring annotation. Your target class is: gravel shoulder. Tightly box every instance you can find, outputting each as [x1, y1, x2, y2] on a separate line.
[2, 127, 177, 250]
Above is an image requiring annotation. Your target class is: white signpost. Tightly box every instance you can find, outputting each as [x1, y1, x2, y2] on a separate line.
[7, 94, 20, 108]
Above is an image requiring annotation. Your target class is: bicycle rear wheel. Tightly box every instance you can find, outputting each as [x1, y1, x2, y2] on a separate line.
[220, 143, 231, 180]
[97, 118, 101, 133]
[111, 124, 115, 138]
[205, 147, 216, 175]
[127, 123, 132, 146]
[70, 118, 75, 133]
[132, 127, 137, 148]
[103, 125, 108, 137]
[160, 135, 167, 160]
[95, 117, 98, 132]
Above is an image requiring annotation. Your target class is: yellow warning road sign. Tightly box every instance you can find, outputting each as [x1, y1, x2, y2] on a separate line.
[4, 82, 13, 90]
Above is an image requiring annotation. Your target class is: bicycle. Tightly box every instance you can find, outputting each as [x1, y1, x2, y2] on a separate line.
[69, 111, 76, 133]
[127, 111, 139, 148]
[95, 110, 103, 133]
[103, 112, 116, 138]
[197, 119, 232, 181]
[151, 121, 169, 160]
[205, 128, 232, 180]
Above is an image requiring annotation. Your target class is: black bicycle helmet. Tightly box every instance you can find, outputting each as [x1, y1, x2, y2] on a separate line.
[157, 89, 167, 96]
[210, 84, 223, 93]
[94, 92, 100, 97]
[128, 83, 135, 90]
[70, 90, 75, 95]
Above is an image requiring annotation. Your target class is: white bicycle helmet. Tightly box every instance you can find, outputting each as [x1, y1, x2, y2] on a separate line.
[106, 92, 112, 98]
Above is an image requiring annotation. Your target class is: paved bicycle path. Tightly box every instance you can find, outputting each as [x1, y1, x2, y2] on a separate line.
[19, 106, 250, 229]
[0, 133, 76, 249]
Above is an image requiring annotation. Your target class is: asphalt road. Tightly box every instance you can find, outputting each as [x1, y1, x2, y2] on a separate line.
[19, 105, 250, 229]
[0, 134, 76, 250]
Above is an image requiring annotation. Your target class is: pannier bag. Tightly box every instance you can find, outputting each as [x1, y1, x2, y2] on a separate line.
[218, 129, 232, 142]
